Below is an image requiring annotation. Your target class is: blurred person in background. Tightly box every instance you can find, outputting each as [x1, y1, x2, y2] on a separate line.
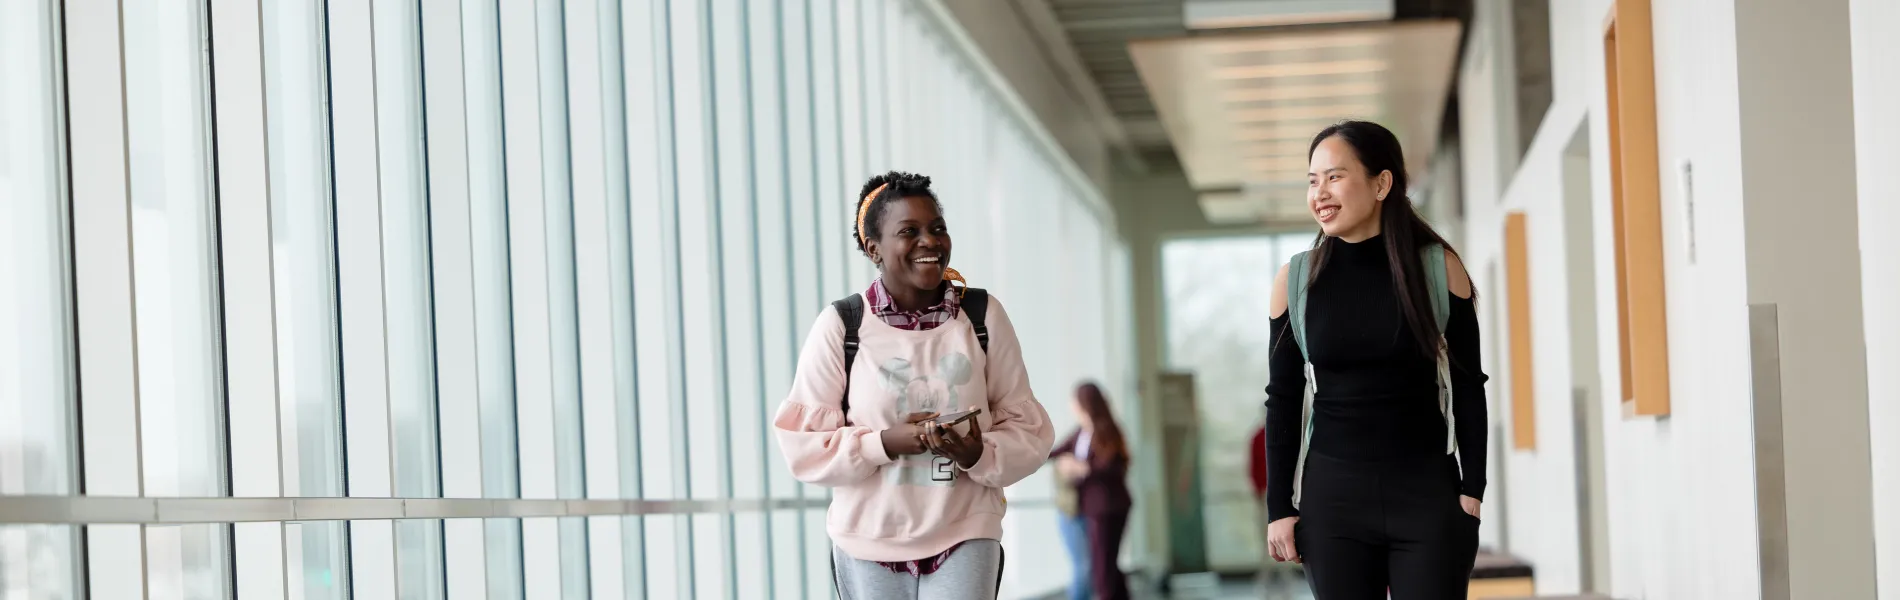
[1050, 382, 1132, 600]
[1249, 422, 1276, 587]
[774, 171, 1056, 600]
[1263, 121, 1489, 599]
[1250, 422, 1268, 501]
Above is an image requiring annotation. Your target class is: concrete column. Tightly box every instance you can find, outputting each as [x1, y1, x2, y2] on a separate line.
[1736, 0, 1876, 597]
[1849, 0, 1900, 597]
[1126, 228, 1172, 575]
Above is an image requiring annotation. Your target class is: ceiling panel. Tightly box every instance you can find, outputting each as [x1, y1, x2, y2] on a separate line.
[1033, 0, 1467, 226]
[1127, 19, 1462, 223]
[1048, 0, 1186, 147]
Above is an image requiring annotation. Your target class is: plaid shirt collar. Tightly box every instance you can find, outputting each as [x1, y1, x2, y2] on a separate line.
[864, 278, 961, 332]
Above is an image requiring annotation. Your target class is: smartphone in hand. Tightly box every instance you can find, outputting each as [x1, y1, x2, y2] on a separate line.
[928, 408, 982, 428]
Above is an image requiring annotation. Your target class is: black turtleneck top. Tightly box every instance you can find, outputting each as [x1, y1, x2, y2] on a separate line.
[1263, 235, 1489, 522]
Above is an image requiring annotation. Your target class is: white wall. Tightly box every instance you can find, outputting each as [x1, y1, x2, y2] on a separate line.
[1732, 2, 1874, 597]
[1850, 0, 1900, 597]
[1455, 0, 1766, 597]
[934, 0, 1116, 191]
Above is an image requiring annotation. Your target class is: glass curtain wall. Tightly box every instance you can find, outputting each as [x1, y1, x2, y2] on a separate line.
[1161, 232, 1316, 572]
[1, 0, 81, 598]
[13, 1, 1137, 599]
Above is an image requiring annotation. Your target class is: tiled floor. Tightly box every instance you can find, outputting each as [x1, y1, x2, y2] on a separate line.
[1155, 574, 1314, 600]
[1117, 571, 1314, 600]
[1032, 569, 1315, 600]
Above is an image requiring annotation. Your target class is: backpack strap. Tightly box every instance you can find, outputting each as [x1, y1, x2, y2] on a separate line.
[1423, 244, 1451, 334]
[831, 294, 865, 421]
[1285, 251, 1314, 362]
[1421, 243, 1459, 459]
[830, 288, 990, 424]
[961, 287, 990, 353]
[1285, 250, 1317, 509]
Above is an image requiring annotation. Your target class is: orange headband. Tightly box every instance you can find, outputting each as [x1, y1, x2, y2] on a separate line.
[857, 183, 968, 295]
[856, 183, 888, 248]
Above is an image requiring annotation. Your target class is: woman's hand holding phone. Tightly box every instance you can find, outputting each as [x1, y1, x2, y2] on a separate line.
[923, 405, 986, 469]
[879, 412, 938, 456]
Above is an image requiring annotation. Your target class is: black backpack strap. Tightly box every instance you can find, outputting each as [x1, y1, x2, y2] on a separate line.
[961, 288, 990, 354]
[831, 295, 865, 421]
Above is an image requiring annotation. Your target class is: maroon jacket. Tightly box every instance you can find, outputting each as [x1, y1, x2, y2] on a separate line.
[1049, 429, 1133, 516]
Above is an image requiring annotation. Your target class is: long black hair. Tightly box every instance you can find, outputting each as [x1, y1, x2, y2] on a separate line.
[1303, 120, 1468, 358]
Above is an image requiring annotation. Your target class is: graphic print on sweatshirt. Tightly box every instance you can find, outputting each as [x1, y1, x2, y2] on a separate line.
[876, 352, 974, 487]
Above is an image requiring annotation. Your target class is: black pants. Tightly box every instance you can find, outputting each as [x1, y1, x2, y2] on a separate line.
[1085, 511, 1131, 600]
[1294, 453, 1479, 600]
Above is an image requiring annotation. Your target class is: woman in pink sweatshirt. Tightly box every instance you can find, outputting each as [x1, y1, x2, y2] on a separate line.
[773, 171, 1056, 599]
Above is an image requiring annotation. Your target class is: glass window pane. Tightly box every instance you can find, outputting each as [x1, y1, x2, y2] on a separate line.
[536, 0, 586, 505]
[371, 0, 445, 596]
[1163, 236, 1302, 571]
[394, 520, 446, 600]
[533, 1, 589, 593]
[120, 7, 234, 594]
[124, 0, 227, 502]
[0, 525, 79, 600]
[145, 524, 230, 600]
[264, 0, 343, 501]
[286, 522, 349, 600]
[714, 0, 767, 595]
[673, 0, 732, 594]
[1, 0, 78, 504]
[594, 0, 647, 591]
[460, 0, 527, 594]
[483, 520, 525, 600]
[808, 0, 845, 301]
[373, 0, 440, 501]
[264, 0, 350, 592]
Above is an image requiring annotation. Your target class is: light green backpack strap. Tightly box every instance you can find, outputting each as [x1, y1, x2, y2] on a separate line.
[1285, 250, 1317, 508]
[1285, 251, 1313, 361]
[1422, 243, 1459, 460]
[1423, 243, 1450, 334]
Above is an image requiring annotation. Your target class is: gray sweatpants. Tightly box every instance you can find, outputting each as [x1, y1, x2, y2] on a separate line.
[831, 539, 1004, 600]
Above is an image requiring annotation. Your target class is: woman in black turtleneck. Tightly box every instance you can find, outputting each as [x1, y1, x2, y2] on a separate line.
[1263, 120, 1489, 600]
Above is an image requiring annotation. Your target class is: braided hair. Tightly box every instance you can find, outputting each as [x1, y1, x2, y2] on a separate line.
[852, 170, 967, 293]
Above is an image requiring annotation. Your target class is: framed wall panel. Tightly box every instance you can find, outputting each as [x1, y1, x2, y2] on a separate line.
[1505, 212, 1537, 450]
[1603, 0, 1671, 416]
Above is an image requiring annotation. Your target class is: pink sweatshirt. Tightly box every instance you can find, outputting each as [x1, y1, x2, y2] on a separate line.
[772, 293, 1055, 562]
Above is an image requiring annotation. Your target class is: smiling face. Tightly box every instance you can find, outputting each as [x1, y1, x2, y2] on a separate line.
[870, 195, 952, 294]
[1307, 134, 1391, 241]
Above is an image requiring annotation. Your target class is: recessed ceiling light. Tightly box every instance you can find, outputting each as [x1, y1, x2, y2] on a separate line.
[1184, 0, 1395, 30]
[1229, 104, 1380, 122]
[1239, 145, 1310, 160]
[1212, 59, 1388, 80]
[1231, 122, 1338, 142]
[1247, 157, 1312, 171]
[1222, 82, 1385, 103]
[1206, 35, 1384, 54]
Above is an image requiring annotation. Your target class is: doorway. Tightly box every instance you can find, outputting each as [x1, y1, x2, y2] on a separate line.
[1562, 124, 1613, 593]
